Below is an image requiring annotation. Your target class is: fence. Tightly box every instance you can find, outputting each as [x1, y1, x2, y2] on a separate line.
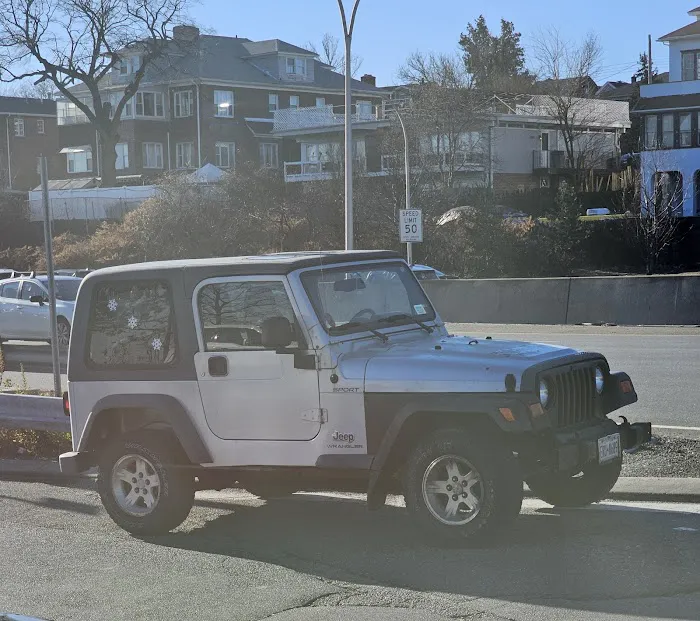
[0, 393, 69, 432]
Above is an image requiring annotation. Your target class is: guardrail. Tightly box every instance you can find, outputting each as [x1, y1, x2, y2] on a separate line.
[0, 393, 70, 432]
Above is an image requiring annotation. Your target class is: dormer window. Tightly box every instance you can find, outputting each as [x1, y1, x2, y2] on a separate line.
[286, 57, 308, 78]
[119, 55, 141, 76]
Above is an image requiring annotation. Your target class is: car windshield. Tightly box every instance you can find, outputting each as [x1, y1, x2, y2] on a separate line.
[301, 261, 436, 335]
[37, 278, 81, 301]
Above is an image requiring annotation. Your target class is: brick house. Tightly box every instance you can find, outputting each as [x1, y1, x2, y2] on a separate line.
[57, 26, 386, 183]
[0, 96, 58, 191]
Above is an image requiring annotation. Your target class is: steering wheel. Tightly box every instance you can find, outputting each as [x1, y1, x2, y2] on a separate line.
[349, 308, 377, 323]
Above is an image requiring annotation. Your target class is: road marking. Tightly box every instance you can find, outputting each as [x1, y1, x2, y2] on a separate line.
[654, 425, 700, 432]
[674, 527, 699, 532]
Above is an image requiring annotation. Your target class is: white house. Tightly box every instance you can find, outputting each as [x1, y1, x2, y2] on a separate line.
[637, 6, 700, 216]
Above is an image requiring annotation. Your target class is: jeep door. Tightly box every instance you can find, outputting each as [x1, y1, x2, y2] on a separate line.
[193, 276, 322, 441]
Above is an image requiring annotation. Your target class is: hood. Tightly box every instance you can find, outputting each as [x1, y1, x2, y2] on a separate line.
[339, 333, 579, 394]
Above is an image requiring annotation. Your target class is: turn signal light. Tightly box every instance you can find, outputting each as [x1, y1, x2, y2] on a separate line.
[62, 391, 70, 417]
[499, 407, 515, 422]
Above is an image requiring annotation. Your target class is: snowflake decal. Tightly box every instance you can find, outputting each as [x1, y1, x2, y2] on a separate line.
[151, 337, 163, 352]
[107, 298, 118, 312]
[127, 316, 138, 330]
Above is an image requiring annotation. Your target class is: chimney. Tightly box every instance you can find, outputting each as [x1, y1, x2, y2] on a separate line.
[361, 74, 376, 87]
[173, 25, 200, 41]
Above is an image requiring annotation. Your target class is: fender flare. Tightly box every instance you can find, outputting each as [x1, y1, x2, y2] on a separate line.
[77, 393, 213, 464]
[365, 394, 532, 509]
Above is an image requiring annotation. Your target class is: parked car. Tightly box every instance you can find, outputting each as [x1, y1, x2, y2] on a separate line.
[0, 268, 15, 281]
[59, 251, 650, 543]
[410, 264, 445, 280]
[0, 275, 82, 347]
[55, 268, 93, 278]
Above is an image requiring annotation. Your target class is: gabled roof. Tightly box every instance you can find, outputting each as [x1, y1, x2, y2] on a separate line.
[0, 96, 56, 116]
[241, 39, 316, 57]
[659, 20, 700, 41]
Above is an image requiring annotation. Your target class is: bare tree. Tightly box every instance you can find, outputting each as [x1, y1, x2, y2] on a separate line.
[395, 52, 488, 189]
[532, 29, 622, 188]
[306, 33, 363, 76]
[0, 0, 193, 186]
[0, 79, 54, 99]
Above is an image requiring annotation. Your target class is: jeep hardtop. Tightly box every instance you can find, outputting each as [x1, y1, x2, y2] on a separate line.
[60, 250, 651, 542]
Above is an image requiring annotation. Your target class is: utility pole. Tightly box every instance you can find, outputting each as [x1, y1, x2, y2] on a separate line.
[648, 34, 653, 85]
[337, 0, 361, 251]
[396, 109, 412, 264]
[39, 156, 61, 397]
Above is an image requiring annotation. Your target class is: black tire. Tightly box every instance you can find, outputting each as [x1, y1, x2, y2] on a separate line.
[56, 318, 71, 350]
[403, 428, 523, 544]
[525, 459, 622, 507]
[97, 431, 195, 536]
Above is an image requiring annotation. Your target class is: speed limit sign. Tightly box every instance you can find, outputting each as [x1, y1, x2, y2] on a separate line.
[399, 209, 423, 243]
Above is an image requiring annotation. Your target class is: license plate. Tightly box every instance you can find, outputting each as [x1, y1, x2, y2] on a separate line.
[598, 433, 621, 464]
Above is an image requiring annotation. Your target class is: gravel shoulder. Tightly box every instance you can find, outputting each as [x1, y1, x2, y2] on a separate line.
[622, 435, 700, 478]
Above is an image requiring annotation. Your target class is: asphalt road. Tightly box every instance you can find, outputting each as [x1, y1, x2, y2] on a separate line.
[2, 324, 700, 428]
[0, 477, 699, 621]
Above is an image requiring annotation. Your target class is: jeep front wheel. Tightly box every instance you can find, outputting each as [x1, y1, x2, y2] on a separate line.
[97, 431, 195, 535]
[525, 459, 622, 507]
[403, 428, 523, 543]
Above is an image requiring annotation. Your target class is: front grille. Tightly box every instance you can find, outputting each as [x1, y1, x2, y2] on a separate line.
[550, 366, 598, 428]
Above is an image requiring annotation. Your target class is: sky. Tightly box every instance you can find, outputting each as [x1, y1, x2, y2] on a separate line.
[190, 0, 690, 86]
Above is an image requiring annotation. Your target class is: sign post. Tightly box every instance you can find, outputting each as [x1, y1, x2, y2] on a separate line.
[399, 208, 422, 265]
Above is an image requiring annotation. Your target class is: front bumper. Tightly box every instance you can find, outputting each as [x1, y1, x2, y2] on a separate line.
[553, 417, 652, 472]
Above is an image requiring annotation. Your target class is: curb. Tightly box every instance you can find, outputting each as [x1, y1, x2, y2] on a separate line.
[2, 459, 700, 502]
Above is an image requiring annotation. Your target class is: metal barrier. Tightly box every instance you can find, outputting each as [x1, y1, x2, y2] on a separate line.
[0, 393, 70, 432]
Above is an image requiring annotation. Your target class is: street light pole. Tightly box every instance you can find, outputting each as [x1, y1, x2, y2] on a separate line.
[396, 109, 412, 264]
[337, 0, 360, 251]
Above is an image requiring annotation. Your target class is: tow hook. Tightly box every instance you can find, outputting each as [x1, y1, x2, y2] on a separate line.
[617, 416, 652, 451]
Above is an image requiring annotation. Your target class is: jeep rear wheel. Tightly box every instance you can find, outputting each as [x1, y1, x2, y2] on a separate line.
[97, 431, 194, 535]
[403, 428, 522, 543]
[525, 459, 622, 508]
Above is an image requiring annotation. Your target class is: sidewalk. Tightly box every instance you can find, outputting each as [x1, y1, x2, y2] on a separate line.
[2, 458, 699, 502]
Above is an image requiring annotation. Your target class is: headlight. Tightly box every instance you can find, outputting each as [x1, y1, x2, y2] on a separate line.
[539, 379, 550, 407]
[595, 367, 605, 394]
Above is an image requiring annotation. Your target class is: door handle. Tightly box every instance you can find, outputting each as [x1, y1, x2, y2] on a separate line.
[208, 356, 228, 377]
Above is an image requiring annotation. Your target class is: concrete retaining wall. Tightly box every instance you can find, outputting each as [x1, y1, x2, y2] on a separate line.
[422, 275, 700, 325]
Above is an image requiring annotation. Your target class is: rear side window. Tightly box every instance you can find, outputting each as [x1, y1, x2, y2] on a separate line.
[0, 281, 19, 298]
[87, 281, 177, 367]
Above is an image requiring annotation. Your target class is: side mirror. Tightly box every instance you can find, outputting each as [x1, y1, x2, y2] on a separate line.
[261, 316, 293, 349]
[29, 295, 45, 305]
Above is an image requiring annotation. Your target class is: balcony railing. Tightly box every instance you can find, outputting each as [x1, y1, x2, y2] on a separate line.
[58, 113, 91, 126]
[533, 150, 569, 170]
[533, 149, 621, 171]
[381, 151, 484, 172]
[283, 158, 366, 183]
[273, 105, 381, 133]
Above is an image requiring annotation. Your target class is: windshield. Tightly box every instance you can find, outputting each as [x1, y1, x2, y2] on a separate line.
[37, 278, 81, 301]
[301, 261, 436, 335]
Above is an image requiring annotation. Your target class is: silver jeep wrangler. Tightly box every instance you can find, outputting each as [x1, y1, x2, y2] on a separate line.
[60, 251, 651, 542]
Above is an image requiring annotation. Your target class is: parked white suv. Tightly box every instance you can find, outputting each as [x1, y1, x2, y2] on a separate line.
[59, 251, 650, 543]
[0, 275, 82, 347]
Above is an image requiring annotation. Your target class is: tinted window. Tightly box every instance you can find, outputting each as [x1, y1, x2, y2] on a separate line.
[198, 281, 299, 351]
[1, 281, 19, 299]
[87, 281, 177, 367]
[413, 269, 438, 281]
[21, 281, 46, 301]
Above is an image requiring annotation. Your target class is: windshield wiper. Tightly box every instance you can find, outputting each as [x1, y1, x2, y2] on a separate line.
[328, 321, 389, 343]
[378, 313, 434, 333]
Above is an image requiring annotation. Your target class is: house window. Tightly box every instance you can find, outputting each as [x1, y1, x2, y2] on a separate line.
[109, 94, 133, 119]
[215, 142, 235, 168]
[14, 118, 24, 137]
[135, 92, 164, 117]
[118, 56, 141, 76]
[269, 93, 279, 112]
[175, 142, 194, 169]
[214, 90, 234, 117]
[115, 143, 129, 170]
[260, 143, 279, 168]
[645, 115, 657, 148]
[289, 95, 300, 110]
[286, 57, 307, 77]
[66, 149, 93, 173]
[316, 97, 326, 108]
[356, 100, 372, 119]
[36, 119, 45, 134]
[680, 113, 692, 147]
[681, 50, 700, 81]
[173, 91, 193, 118]
[142, 142, 163, 168]
[661, 114, 674, 148]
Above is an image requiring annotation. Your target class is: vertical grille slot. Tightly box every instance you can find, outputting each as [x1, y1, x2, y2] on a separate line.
[550, 365, 597, 428]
